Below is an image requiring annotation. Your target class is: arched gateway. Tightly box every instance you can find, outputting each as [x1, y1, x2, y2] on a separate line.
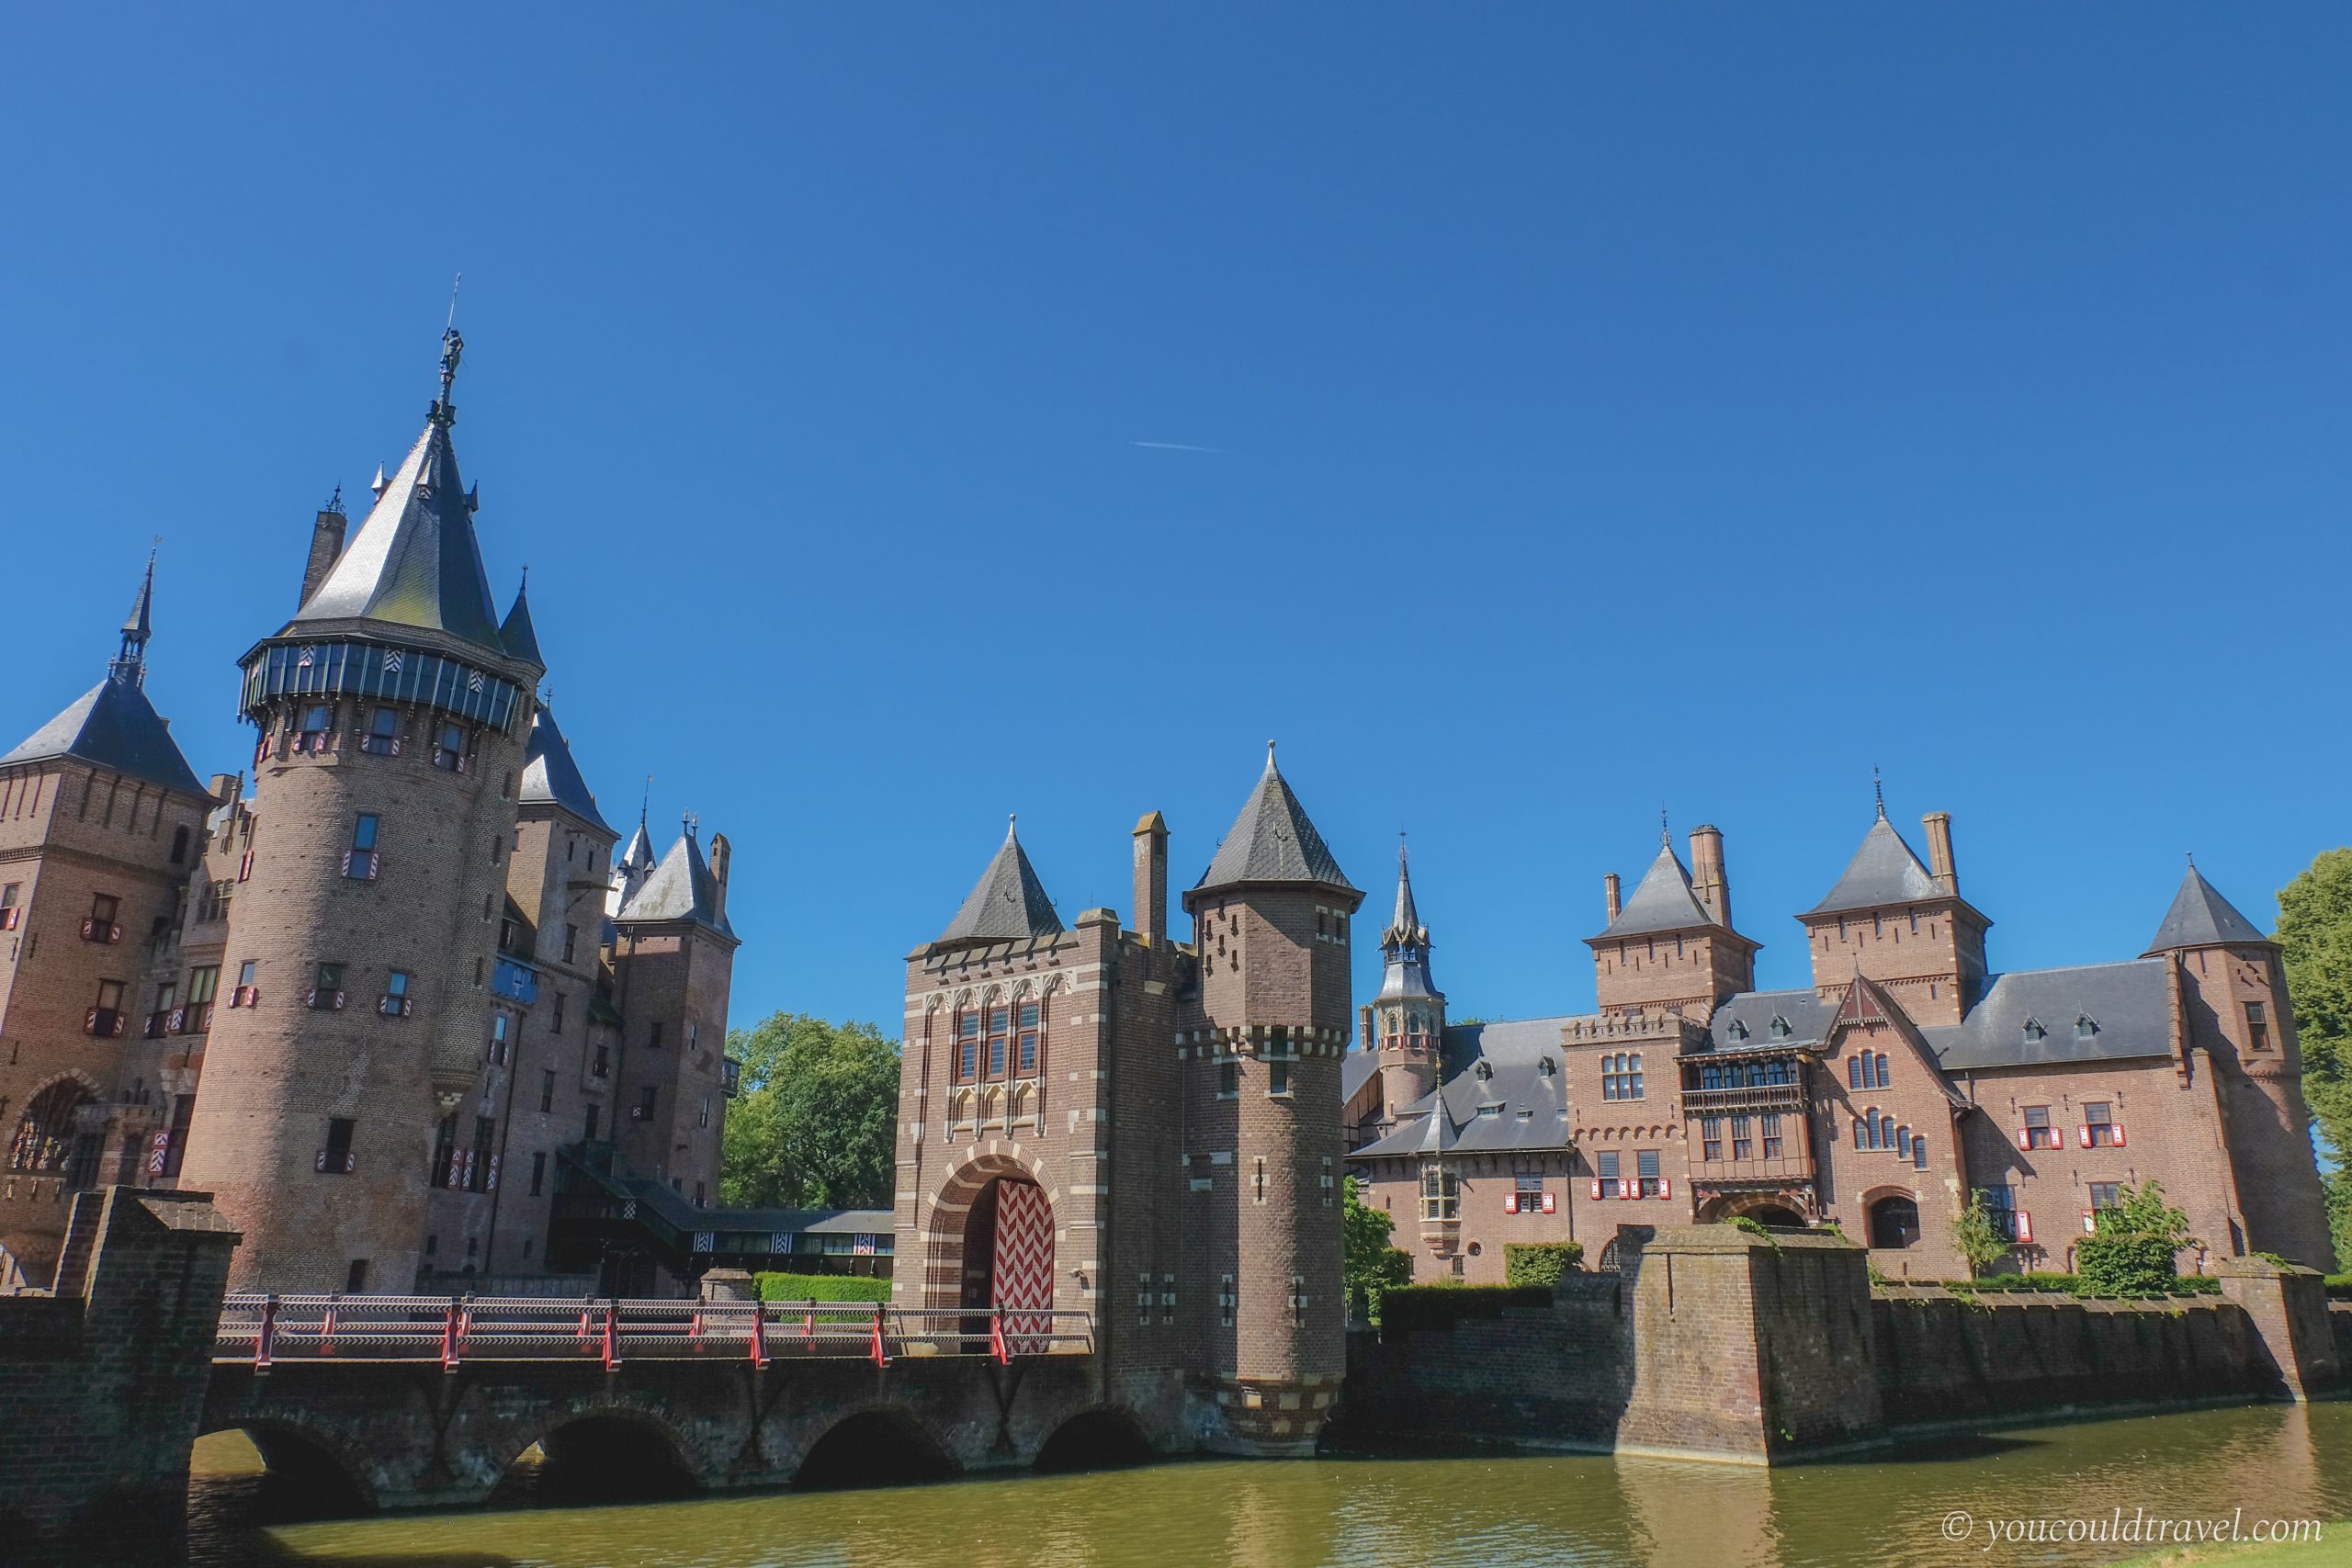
[923, 1154, 1057, 1349]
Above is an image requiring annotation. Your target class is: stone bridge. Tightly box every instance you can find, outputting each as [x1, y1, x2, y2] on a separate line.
[199, 1293, 1183, 1510]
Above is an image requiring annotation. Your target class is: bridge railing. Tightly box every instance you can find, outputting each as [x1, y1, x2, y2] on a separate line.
[215, 1293, 1093, 1372]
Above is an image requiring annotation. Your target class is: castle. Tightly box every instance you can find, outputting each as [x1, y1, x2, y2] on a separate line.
[1345, 807, 2336, 1282]
[895, 749, 1361, 1456]
[0, 331, 739, 1295]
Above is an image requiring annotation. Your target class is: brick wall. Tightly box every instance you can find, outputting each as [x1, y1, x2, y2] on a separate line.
[0, 1186, 238, 1553]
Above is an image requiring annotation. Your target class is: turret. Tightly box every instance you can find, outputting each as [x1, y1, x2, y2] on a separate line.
[181, 326, 545, 1292]
[2145, 861, 2335, 1267]
[1372, 839, 1442, 1128]
[1587, 821, 1757, 1017]
[1181, 743, 1361, 1456]
[1797, 790, 1988, 1025]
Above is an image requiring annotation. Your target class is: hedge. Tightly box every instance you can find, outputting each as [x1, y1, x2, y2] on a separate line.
[2326, 1275, 2352, 1301]
[1503, 1242, 1585, 1289]
[1380, 1284, 1552, 1337]
[753, 1271, 892, 1303]
[1922, 1274, 2222, 1300]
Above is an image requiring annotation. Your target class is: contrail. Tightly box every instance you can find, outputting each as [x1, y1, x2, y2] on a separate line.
[1129, 440, 1224, 454]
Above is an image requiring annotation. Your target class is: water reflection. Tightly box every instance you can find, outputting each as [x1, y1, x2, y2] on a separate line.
[191, 1403, 2352, 1568]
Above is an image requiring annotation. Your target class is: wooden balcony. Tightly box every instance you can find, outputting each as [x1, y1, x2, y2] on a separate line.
[1680, 1080, 1805, 1114]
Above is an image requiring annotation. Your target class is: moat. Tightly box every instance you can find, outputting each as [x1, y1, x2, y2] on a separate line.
[189, 1401, 2352, 1568]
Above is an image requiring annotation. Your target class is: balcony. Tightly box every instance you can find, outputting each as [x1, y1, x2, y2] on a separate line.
[1681, 1080, 1805, 1114]
[1688, 1154, 1813, 1186]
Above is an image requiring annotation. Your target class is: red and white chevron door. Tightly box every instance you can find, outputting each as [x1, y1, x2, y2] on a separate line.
[989, 1179, 1055, 1352]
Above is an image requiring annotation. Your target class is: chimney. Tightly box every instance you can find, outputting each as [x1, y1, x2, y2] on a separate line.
[1690, 824, 1730, 930]
[1603, 872, 1622, 922]
[207, 773, 240, 807]
[1133, 811, 1168, 945]
[1359, 1002, 1375, 1050]
[1922, 813, 1957, 896]
[300, 507, 347, 608]
[707, 833, 731, 924]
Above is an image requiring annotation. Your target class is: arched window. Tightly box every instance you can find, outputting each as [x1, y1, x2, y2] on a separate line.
[1879, 1113, 1896, 1150]
[986, 1004, 1009, 1079]
[1875, 1053, 1891, 1088]
[1913, 1136, 1929, 1170]
[1852, 1117, 1866, 1150]
[7, 1081, 95, 1182]
[1894, 1124, 1911, 1158]
[1018, 996, 1044, 1076]
[1848, 1056, 1862, 1089]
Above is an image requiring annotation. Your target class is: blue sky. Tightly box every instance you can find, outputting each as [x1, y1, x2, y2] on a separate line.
[5, 8, 2348, 1035]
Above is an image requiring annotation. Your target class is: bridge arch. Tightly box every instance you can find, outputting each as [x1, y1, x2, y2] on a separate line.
[792, 1403, 958, 1490]
[198, 1414, 376, 1517]
[1035, 1404, 1156, 1473]
[513, 1406, 701, 1504]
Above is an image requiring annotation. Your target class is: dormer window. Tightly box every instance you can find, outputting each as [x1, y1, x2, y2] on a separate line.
[2023, 1017, 2047, 1043]
[2075, 1014, 2098, 1040]
[1769, 1015, 1791, 1040]
[1473, 1060, 1493, 1082]
[1476, 1103, 1502, 1118]
[1537, 1056, 1556, 1077]
[1728, 1019, 1749, 1042]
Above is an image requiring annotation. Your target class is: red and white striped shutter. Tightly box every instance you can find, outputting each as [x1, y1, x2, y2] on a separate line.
[2016, 1127, 2031, 1151]
[1658, 1178, 1672, 1200]
[2079, 1124, 2092, 1148]
[1589, 1179, 1604, 1201]
[1504, 1192, 1520, 1214]
[1619, 1179, 1634, 1200]
[2016, 1210, 2034, 1245]
[2112, 1123, 2126, 1147]
[2081, 1210, 2096, 1235]
[1542, 1192, 1557, 1214]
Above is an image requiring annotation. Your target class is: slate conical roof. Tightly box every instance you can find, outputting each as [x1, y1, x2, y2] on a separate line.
[1193, 744, 1356, 896]
[616, 826, 736, 940]
[499, 578, 546, 670]
[1805, 810, 1942, 917]
[1377, 841, 1440, 1002]
[939, 818, 1063, 943]
[1601, 838, 1717, 938]
[520, 705, 614, 835]
[621, 813, 658, 874]
[288, 413, 505, 655]
[1385, 842, 1426, 948]
[2145, 863, 2270, 953]
[2, 677, 207, 798]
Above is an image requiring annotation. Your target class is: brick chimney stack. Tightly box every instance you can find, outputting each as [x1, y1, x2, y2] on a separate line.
[1133, 810, 1168, 945]
[1922, 812, 1958, 896]
[1690, 824, 1730, 929]
[708, 832, 731, 925]
[300, 506, 346, 607]
[1604, 872, 1622, 922]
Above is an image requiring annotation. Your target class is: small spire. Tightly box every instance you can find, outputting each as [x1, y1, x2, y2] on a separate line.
[1265, 739, 1278, 773]
[1659, 806, 1669, 847]
[641, 775, 652, 829]
[369, 463, 390, 499]
[110, 547, 156, 688]
[1007, 812, 1019, 841]
[1873, 765, 1885, 819]
[2186, 851, 2196, 869]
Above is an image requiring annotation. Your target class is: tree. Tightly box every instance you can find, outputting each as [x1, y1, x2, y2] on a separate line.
[1342, 1177, 1414, 1322]
[2076, 1179, 2195, 1296]
[1951, 1192, 2008, 1280]
[720, 1013, 900, 1210]
[2273, 849, 2352, 1269]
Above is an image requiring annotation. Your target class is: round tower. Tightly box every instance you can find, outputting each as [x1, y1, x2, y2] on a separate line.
[180, 330, 546, 1292]
[1182, 744, 1363, 1456]
[1374, 838, 1442, 1129]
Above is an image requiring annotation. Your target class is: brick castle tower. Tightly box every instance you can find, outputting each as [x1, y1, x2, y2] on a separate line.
[1182, 744, 1362, 1454]
[1366, 840, 1441, 1132]
[179, 328, 544, 1292]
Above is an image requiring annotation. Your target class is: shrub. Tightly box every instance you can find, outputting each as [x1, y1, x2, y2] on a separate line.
[2326, 1274, 2352, 1300]
[753, 1271, 892, 1303]
[1951, 1195, 2009, 1280]
[2077, 1180, 2196, 1297]
[1503, 1242, 1585, 1289]
[1380, 1284, 1552, 1337]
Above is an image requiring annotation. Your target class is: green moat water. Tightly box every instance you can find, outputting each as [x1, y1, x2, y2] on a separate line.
[188, 1403, 2352, 1568]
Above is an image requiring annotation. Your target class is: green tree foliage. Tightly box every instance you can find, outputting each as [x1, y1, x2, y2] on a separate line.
[1502, 1241, 1584, 1288]
[2075, 1179, 2195, 1296]
[720, 1012, 900, 1210]
[2273, 849, 2352, 1269]
[1951, 1193, 2009, 1280]
[1342, 1177, 1414, 1322]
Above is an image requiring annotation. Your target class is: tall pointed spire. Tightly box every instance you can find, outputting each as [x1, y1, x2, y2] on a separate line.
[1377, 836, 1439, 1003]
[1192, 742, 1356, 896]
[499, 569, 545, 669]
[110, 547, 154, 688]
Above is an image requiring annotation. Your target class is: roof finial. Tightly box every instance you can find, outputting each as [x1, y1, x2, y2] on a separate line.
[1265, 739, 1278, 773]
[1872, 765, 1885, 819]
[1007, 812, 1019, 841]
[1660, 806, 1669, 847]
[432, 276, 465, 427]
[1398, 829, 1408, 866]
[2186, 850, 2196, 869]
[640, 774, 652, 829]
[323, 483, 344, 516]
